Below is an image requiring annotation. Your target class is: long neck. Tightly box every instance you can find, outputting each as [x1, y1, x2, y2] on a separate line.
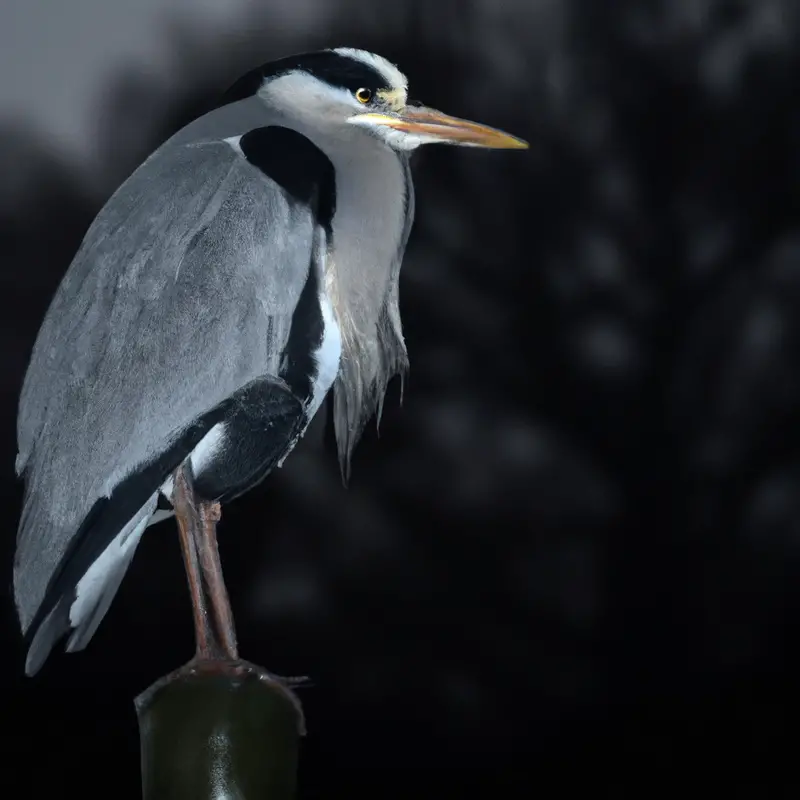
[305, 130, 414, 479]
[322, 136, 410, 348]
[166, 96, 415, 477]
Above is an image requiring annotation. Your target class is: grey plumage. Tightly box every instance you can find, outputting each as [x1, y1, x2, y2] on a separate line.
[13, 47, 527, 673]
[328, 151, 413, 479]
[170, 92, 414, 477]
[15, 137, 321, 635]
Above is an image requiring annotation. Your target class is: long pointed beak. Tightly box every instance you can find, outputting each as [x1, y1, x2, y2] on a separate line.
[359, 105, 529, 149]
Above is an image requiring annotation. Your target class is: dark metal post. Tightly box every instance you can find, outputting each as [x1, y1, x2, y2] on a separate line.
[136, 660, 305, 799]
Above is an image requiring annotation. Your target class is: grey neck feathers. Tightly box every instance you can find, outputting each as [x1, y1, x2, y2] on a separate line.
[165, 96, 415, 480]
[318, 137, 414, 482]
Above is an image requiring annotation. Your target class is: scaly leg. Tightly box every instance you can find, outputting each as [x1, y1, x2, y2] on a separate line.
[173, 463, 238, 661]
[197, 499, 238, 659]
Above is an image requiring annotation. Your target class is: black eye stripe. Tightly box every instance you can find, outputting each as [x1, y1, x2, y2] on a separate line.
[293, 53, 387, 94]
[219, 51, 391, 107]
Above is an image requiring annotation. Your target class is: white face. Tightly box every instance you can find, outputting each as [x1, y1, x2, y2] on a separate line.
[258, 48, 529, 153]
[259, 49, 413, 148]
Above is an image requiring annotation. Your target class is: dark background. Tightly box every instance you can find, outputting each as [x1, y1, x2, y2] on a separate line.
[3, 0, 800, 793]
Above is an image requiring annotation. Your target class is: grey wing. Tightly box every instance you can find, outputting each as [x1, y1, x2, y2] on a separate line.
[14, 137, 322, 668]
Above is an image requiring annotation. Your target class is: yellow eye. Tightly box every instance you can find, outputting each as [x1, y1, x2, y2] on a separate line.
[355, 87, 373, 104]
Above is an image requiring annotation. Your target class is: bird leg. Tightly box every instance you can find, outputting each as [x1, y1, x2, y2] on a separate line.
[197, 499, 239, 659]
[173, 463, 239, 662]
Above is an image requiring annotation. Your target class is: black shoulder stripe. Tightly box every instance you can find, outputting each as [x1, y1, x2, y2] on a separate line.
[238, 126, 336, 231]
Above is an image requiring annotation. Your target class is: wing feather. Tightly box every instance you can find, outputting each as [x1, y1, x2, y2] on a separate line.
[15, 136, 319, 633]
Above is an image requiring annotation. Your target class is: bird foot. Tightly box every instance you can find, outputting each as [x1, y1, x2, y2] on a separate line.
[142, 657, 309, 735]
[137, 657, 309, 734]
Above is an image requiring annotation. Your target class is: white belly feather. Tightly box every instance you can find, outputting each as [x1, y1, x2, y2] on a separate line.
[307, 289, 342, 419]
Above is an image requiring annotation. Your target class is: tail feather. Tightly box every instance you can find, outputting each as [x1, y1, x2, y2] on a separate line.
[25, 598, 71, 677]
[65, 509, 153, 655]
[18, 383, 249, 674]
[23, 496, 156, 676]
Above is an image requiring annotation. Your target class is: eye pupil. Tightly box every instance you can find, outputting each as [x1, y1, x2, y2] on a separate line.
[356, 88, 372, 103]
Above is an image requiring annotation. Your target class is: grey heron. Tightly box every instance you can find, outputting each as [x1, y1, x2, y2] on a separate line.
[14, 47, 527, 677]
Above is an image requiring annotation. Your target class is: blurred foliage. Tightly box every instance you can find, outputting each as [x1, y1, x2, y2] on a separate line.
[3, 0, 800, 793]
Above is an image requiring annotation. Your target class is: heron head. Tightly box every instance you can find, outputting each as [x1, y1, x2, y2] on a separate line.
[236, 47, 528, 152]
